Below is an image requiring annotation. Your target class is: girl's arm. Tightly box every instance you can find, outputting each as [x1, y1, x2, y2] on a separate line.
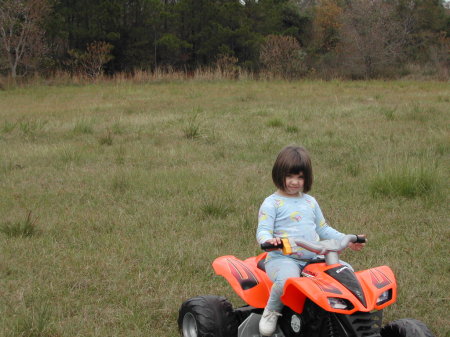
[313, 199, 345, 241]
[256, 201, 277, 244]
[313, 198, 366, 250]
[316, 220, 345, 240]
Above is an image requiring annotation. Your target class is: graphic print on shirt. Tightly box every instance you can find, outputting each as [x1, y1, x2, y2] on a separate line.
[305, 198, 315, 208]
[290, 211, 302, 222]
[257, 193, 344, 262]
[274, 229, 289, 237]
[274, 199, 284, 208]
[259, 210, 268, 221]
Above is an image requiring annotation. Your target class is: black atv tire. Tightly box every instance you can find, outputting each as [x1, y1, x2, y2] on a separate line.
[380, 318, 435, 337]
[178, 295, 239, 337]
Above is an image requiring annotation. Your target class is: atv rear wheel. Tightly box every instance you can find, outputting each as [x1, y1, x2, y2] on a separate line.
[380, 318, 435, 337]
[178, 295, 239, 337]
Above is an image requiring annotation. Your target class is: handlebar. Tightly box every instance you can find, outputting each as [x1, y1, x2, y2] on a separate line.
[354, 235, 366, 243]
[261, 241, 284, 251]
[261, 234, 366, 254]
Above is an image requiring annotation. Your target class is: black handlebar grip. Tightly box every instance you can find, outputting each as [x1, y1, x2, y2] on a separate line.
[261, 241, 284, 251]
[355, 235, 367, 243]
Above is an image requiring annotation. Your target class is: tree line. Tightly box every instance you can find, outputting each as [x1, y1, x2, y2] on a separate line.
[1, 0, 449, 80]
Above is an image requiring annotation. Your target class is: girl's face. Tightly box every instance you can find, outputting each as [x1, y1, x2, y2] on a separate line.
[280, 173, 304, 197]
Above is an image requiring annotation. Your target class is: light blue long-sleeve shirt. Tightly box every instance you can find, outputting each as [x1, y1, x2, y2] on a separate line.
[257, 193, 344, 260]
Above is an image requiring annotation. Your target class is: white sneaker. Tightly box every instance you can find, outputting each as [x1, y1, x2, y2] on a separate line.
[259, 308, 282, 336]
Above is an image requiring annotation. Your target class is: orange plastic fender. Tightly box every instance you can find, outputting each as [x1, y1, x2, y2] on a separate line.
[356, 265, 397, 310]
[281, 264, 397, 314]
[212, 253, 273, 308]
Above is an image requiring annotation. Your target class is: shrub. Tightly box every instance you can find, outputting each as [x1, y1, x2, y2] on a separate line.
[68, 41, 113, 78]
[260, 35, 307, 79]
[215, 54, 239, 79]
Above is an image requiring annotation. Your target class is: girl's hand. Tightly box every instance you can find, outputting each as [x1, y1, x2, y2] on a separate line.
[265, 237, 282, 246]
[349, 234, 367, 251]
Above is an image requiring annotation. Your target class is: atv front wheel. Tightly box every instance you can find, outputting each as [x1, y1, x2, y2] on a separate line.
[381, 318, 435, 337]
[178, 295, 239, 337]
[279, 306, 306, 337]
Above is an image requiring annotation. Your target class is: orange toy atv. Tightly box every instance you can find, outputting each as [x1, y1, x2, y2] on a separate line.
[178, 235, 434, 337]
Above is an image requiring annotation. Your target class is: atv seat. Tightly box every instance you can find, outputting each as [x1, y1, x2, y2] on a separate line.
[304, 258, 326, 266]
[257, 255, 326, 274]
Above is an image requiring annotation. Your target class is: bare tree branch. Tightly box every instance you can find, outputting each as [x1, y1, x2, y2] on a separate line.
[0, 0, 50, 77]
[338, 0, 409, 78]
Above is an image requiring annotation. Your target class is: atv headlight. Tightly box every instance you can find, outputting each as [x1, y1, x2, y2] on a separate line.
[328, 297, 351, 310]
[376, 289, 392, 305]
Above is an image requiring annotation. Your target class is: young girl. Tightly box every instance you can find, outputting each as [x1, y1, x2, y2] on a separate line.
[256, 145, 365, 336]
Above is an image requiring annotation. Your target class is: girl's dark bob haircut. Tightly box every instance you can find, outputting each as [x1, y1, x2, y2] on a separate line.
[272, 146, 313, 193]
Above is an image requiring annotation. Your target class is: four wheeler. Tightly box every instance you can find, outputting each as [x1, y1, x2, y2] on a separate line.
[178, 234, 435, 337]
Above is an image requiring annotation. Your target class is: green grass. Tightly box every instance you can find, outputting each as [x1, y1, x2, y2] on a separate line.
[370, 165, 440, 198]
[0, 80, 449, 337]
[266, 117, 284, 128]
[10, 303, 55, 337]
[1, 120, 16, 133]
[98, 129, 114, 146]
[0, 211, 38, 238]
[73, 119, 95, 134]
[182, 111, 203, 139]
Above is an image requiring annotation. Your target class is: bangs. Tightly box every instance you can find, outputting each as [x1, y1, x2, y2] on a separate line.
[285, 149, 309, 174]
[286, 159, 308, 175]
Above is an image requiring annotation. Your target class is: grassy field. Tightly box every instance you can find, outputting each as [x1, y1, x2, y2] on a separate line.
[0, 79, 449, 337]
